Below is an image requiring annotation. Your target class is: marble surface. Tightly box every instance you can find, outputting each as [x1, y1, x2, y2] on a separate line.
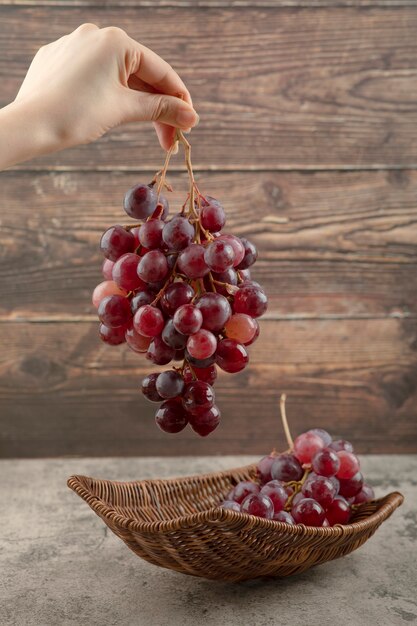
[1, 455, 416, 626]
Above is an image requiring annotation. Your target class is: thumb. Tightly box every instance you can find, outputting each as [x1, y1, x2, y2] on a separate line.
[121, 89, 199, 130]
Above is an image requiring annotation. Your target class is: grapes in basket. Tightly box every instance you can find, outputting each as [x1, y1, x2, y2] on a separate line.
[220, 396, 375, 527]
[92, 130, 267, 437]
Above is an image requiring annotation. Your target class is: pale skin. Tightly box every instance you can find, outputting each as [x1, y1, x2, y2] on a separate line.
[0, 23, 199, 170]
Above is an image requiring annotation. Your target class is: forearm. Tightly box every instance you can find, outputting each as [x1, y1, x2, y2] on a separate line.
[0, 99, 57, 170]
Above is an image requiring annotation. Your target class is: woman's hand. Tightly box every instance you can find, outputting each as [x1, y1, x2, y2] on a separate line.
[0, 24, 198, 169]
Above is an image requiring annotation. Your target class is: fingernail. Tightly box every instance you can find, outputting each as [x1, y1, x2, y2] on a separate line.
[176, 109, 199, 129]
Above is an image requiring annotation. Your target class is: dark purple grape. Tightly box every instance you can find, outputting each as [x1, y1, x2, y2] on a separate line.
[271, 454, 303, 482]
[99, 323, 126, 345]
[233, 284, 268, 318]
[195, 292, 232, 332]
[100, 225, 135, 261]
[130, 289, 155, 315]
[182, 381, 215, 415]
[236, 238, 258, 270]
[178, 244, 209, 278]
[98, 295, 132, 328]
[162, 216, 194, 251]
[155, 398, 188, 433]
[200, 196, 226, 232]
[185, 351, 216, 368]
[146, 337, 175, 365]
[188, 405, 221, 436]
[137, 250, 169, 283]
[124, 183, 157, 220]
[161, 282, 195, 317]
[142, 373, 162, 402]
[161, 319, 188, 350]
[138, 219, 165, 249]
[156, 370, 185, 399]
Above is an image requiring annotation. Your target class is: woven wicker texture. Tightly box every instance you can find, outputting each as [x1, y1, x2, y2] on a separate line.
[68, 464, 403, 582]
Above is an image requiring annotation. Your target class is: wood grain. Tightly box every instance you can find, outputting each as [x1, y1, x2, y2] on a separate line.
[1, 6, 417, 169]
[0, 169, 416, 318]
[0, 2, 414, 8]
[1, 318, 416, 457]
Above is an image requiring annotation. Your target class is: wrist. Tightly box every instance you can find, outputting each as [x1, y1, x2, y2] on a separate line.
[0, 97, 58, 170]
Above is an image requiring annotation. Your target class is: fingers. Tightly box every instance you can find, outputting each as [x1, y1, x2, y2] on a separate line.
[127, 37, 194, 109]
[121, 88, 199, 135]
[153, 122, 177, 152]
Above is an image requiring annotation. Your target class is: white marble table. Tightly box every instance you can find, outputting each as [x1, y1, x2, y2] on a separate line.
[1, 456, 416, 626]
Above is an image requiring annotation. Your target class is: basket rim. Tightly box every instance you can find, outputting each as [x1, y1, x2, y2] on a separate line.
[67, 463, 404, 537]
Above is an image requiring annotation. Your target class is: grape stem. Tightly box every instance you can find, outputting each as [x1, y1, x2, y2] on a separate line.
[280, 394, 294, 450]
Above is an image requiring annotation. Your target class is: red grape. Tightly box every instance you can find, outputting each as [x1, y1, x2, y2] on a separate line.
[98, 294, 132, 328]
[112, 253, 144, 291]
[336, 451, 360, 479]
[338, 472, 364, 498]
[162, 216, 194, 250]
[161, 281, 194, 317]
[133, 305, 164, 337]
[185, 351, 216, 368]
[302, 474, 336, 507]
[218, 234, 245, 267]
[200, 196, 226, 232]
[156, 370, 185, 399]
[146, 337, 175, 365]
[325, 496, 351, 526]
[233, 284, 268, 318]
[183, 364, 217, 385]
[155, 398, 188, 433]
[102, 258, 114, 280]
[177, 243, 209, 279]
[329, 439, 354, 453]
[241, 493, 274, 519]
[293, 432, 325, 464]
[123, 183, 158, 220]
[187, 329, 217, 360]
[142, 373, 162, 402]
[224, 313, 258, 344]
[256, 454, 275, 484]
[230, 481, 260, 504]
[138, 219, 164, 249]
[100, 225, 135, 261]
[204, 240, 235, 273]
[260, 481, 288, 513]
[221, 500, 240, 512]
[195, 293, 232, 332]
[273, 510, 295, 524]
[292, 498, 325, 527]
[216, 339, 249, 373]
[137, 250, 169, 283]
[211, 268, 237, 296]
[271, 454, 303, 482]
[182, 381, 214, 415]
[125, 326, 152, 353]
[99, 323, 126, 345]
[354, 483, 375, 504]
[236, 238, 258, 270]
[173, 304, 203, 335]
[188, 404, 221, 436]
[312, 448, 340, 477]
[308, 428, 332, 447]
[92, 280, 127, 308]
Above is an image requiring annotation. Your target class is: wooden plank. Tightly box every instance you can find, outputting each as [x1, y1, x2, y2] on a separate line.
[0, 170, 416, 318]
[0, 318, 416, 457]
[1, 7, 417, 169]
[0, 2, 414, 8]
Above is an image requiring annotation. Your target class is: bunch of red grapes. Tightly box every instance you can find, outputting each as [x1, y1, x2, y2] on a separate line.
[221, 428, 375, 526]
[92, 135, 267, 437]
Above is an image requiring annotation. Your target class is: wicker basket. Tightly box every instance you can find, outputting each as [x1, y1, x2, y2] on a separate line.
[68, 463, 403, 582]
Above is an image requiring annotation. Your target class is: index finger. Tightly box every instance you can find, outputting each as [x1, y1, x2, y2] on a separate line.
[128, 37, 193, 108]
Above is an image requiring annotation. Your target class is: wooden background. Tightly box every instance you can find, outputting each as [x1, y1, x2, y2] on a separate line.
[1, 1, 417, 458]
